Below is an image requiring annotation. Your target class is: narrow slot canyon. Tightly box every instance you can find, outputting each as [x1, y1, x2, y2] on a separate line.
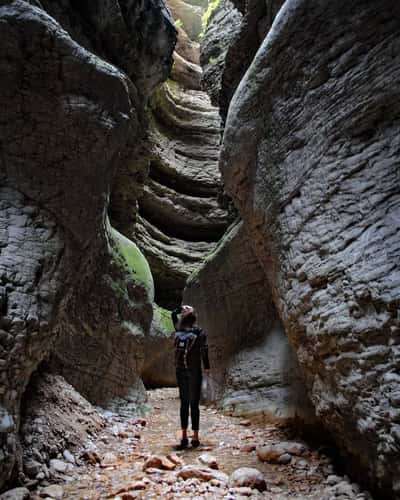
[1, 0, 400, 499]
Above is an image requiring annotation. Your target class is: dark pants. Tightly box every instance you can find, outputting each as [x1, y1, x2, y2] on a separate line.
[176, 368, 202, 431]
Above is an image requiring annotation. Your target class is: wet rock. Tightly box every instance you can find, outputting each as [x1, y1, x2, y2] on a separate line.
[198, 453, 219, 469]
[229, 467, 267, 492]
[40, 485, 64, 499]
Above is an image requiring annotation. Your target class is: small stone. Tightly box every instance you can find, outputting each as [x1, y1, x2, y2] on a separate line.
[277, 453, 292, 464]
[334, 481, 356, 496]
[229, 467, 267, 492]
[240, 444, 256, 453]
[49, 459, 68, 473]
[239, 419, 251, 426]
[178, 465, 228, 483]
[81, 450, 101, 465]
[198, 453, 219, 469]
[62, 450, 75, 464]
[40, 485, 64, 499]
[24, 459, 42, 478]
[166, 453, 183, 466]
[143, 455, 176, 471]
[326, 475, 341, 486]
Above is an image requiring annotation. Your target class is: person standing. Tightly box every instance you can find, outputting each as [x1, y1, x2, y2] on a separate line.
[172, 305, 210, 450]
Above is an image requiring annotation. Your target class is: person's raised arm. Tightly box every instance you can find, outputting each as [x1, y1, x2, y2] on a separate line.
[171, 306, 182, 331]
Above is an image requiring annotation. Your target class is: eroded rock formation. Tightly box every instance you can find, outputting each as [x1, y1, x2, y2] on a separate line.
[219, 0, 400, 496]
[184, 222, 314, 420]
[134, 4, 232, 309]
[0, 0, 175, 488]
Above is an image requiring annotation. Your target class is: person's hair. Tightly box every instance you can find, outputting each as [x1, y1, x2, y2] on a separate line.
[180, 312, 196, 329]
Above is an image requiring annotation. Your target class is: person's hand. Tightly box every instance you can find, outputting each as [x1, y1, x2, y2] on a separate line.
[181, 304, 194, 315]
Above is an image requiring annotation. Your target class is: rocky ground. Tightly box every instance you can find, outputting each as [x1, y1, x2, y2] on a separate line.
[3, 388, 375, 499]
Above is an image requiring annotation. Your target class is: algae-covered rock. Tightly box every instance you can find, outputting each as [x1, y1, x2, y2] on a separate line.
[142, 305, 177, 388]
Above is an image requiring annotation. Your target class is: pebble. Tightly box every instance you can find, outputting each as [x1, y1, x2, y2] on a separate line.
[278, 453, 292, 464]
[62, 450, 75, 464]
[198, 453, 219, 469]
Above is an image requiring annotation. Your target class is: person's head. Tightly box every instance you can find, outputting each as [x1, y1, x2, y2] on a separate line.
[180, 311, 197, 330]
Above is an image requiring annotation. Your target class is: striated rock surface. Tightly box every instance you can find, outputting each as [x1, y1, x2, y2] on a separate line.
[220, 0, 400, 496]
[135, 14, 233, 309]
[184, 222, 313, 420]
[0, 0, 175, 489]
[201, 0, 284, 118]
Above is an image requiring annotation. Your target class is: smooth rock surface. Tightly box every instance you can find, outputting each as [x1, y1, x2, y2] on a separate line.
[184, 222, 314, 421]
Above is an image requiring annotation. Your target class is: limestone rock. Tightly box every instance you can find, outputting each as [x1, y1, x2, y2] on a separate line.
[220, 0, 400, 495]
[0, 488, 30, 500]
[184, 222, 314, 421]
[0, 0, 175, 487]
[229, 467, 266, 492]
[177, 465, 229, 483]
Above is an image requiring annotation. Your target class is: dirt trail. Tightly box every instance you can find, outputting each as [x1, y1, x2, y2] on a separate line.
[55, 388, 371, 499]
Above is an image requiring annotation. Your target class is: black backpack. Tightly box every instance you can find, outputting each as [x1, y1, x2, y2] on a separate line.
[174, 330, 199, 369]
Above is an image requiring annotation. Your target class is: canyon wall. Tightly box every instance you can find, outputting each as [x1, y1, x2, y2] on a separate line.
[0, 0, 176, 488]
[134, 1, 233, 310]
[219, 0, 400, 496]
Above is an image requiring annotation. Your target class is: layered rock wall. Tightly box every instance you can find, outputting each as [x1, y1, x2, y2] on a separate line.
[134, 1, 233, 309]
[220, 0, 400, 495]
[0, 0, 175, 488]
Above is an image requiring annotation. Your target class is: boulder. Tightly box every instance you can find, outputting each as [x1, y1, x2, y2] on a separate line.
[220, 0, 400, 495]
[229, 467, 266, 492]
[0, 488, 30, 500]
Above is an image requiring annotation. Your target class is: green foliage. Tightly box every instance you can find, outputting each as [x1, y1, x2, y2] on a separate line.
[201, 0, 220, 31]
[110, 226, 155, 302]
[153, 304, 174, 334]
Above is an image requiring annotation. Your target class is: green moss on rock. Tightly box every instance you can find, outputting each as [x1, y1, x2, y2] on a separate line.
[109, 226, 155, 302]
[153, 304, 174, 336]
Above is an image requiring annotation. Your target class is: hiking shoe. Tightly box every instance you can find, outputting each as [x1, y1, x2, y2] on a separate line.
[175, 438, 189, 450]
[191, 439, 200, 448]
